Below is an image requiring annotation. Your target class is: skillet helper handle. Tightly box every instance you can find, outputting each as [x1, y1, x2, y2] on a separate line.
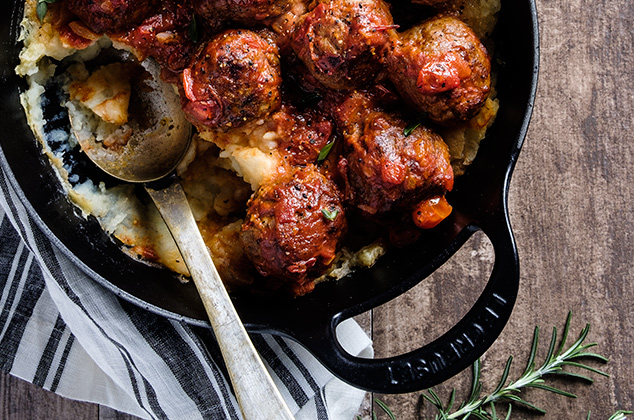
[299, 211, 519, 394]
[146, 183, 295, 420]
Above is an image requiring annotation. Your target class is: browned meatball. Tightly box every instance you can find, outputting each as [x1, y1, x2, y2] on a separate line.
[180, 29, 282, 130]
[272, 105, 334, 166]
[110, 0, 197, 73]
[66, 0, 160, 33]
[388, 15, 491, 125]
[240, 165, 346, 295]
[290, 0, 397, 90]
[192, 0, 293, 26]
[335, 92, 454, 219]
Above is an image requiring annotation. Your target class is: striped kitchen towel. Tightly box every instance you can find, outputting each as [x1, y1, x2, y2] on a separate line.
[0, 167, 372, 419]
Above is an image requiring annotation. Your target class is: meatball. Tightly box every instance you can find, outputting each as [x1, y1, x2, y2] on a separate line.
[335, 92, 454, 219]
[66, 0, 160, 33]
[180, 29, 282, 130]
[110, 0, 197, 72]
[240, 165, 346, 295]
[192, 0, 294, 26]
[272, 105, 335, 166]
[290, 0, 397, 90]
[388, 15, 491, 125]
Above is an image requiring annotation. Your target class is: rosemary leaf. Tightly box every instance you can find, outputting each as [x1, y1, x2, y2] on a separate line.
[321, 208, 338, 221]
[403, 121, 420, 137]
[375, 399, 397, 420]
[573, 351, 610, 363]
[503, 394, 546, 413]
[607, 410, 634, 420]
[522, 326, 539, 376]
[560, 361, 609, 377]
[504, 404, 512, 420]
[467, 358, 482, 402]
[551, 370, 594, 383]
[526, 383, 577, 398]
[543, 326, 559, 367]
[446, 388, 456, 413]
[492, 356, 513, 395]
[317, 141, 334, 163]
[556, 311, 573, 356]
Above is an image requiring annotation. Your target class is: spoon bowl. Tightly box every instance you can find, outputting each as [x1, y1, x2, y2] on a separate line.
[68, 56, 191, 183]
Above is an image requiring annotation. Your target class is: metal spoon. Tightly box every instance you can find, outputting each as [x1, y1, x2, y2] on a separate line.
[69, 55, 295, 420]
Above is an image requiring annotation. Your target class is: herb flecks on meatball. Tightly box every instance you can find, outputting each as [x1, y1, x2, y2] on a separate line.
[335, 91, 454, 223]
[240, 165, 347, 296]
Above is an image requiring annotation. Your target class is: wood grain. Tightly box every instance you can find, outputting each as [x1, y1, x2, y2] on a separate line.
[1, 0, 633, 418]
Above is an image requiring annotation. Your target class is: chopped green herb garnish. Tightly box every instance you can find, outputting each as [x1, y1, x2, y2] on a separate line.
[403, 121, 421, 137]
[317, 140, 334, 163]
[37, 0, 56, 22]
[321, 208, 338, 221]
[189, 12, 199, 43]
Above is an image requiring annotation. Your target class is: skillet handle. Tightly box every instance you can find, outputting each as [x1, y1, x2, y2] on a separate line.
[295, 211, 519, 394]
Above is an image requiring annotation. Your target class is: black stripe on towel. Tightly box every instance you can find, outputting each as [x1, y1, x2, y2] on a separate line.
[33, 315, 67, 387]
[274, 336, 328, 419]
[0, 258, 45, 372]
[0, 218, 29, 326]
[250, 335, 309, 408]
[0, 173, 30, 243]
[32, 231, 168, 420]
[121, 300, 232, 419]
[185, 326, 241, 420]
[0, 215, 23, 291]
[50, 333, 75, 393]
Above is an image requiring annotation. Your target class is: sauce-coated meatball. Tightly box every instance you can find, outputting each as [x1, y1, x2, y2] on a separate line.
[240, 165, 346, 295]
[110, 0, 196, 72]
[66, 0, 160, 33]
[180, 29, 282, 130]
[336, 92, 454, 218]
[388, 15, 491, 125]
[272, 105, 335, 166]
[290, 0, 396, 90]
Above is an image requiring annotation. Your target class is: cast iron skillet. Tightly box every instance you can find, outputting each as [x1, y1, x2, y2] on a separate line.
[0, 0, 539, 393]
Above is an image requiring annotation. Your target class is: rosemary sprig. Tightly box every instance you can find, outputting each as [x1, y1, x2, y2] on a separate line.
[421, 311, 611, 419]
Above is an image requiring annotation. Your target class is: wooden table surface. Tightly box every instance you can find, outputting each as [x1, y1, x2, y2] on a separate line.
[2, 0, 633, 418]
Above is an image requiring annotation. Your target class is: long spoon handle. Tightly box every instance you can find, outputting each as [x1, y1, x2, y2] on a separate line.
[146, 182, 295, 420]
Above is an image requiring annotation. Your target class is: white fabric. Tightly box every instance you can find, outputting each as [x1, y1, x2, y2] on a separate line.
[0, 169, 372, 420]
